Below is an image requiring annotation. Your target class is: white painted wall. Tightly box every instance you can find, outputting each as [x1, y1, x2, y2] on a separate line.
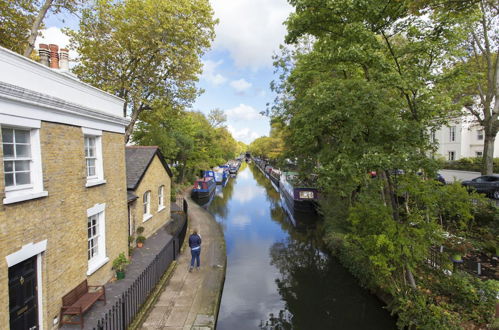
[0, 46, 124, 117]
[434, 119, 499, 160]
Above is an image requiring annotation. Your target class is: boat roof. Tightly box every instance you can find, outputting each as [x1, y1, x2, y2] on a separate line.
[196, 177, 214, 182]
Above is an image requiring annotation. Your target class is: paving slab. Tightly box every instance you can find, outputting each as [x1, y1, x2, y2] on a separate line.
[140, 190, 226, 329]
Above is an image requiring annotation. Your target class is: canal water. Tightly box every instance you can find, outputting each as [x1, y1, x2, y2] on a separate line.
[205, 163, 396, 330]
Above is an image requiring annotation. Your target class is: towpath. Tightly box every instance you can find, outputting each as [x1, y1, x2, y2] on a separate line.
[140, 190, 226, 329]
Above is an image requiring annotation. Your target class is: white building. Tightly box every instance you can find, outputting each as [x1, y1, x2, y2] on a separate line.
[433, 118, 499, 161]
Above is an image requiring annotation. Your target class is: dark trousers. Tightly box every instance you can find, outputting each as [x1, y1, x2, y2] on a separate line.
[190, 248, 200, 268]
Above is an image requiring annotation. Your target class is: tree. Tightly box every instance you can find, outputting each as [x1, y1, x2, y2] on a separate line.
[68, 0, 216, 142]
[0, 1, 37, 54]
[0, 0, 80, 56]
[133, 105, 240, 183]
[451, 1, 497, 174]
[207, 108, 227, 128]
[24, 0, 81, 57]
[269, 1, 492, 326]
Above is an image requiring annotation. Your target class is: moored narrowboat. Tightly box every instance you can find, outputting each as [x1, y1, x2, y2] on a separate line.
[279, 172, 318, 213]
[269, 168, 281, 187]
[191, 177, 216, 203]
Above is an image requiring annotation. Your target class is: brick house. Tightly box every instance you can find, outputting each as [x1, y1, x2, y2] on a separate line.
[0, 46, 129, 329]
[126, 146, 173, 241]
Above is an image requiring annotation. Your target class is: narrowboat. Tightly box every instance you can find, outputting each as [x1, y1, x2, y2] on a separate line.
[279, 172, 318, 213]
[269, 168, 281, 187]
[203, 170, 216, 180]
[213, 167, 229, 185]
[191, 177, 216, 203]
[229, 165, 238, 174]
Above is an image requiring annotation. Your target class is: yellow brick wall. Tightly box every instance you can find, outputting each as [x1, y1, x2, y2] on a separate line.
[0, 122, 128, 330]
[130, 154, 172, 241]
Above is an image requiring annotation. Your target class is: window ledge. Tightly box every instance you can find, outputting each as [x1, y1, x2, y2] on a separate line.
[157, 205, 166, 213]
[3, 191, 48, 205]
[143, 213, 153, 222]
[86, 179, 107, 188]
[87, 257, 109, 276]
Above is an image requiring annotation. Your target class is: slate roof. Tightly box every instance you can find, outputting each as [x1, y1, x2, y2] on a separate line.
[127, 191, 138, 202]
[125, 146, 173, 191]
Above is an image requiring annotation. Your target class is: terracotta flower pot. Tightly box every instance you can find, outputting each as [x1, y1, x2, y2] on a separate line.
[137, 242, 143, 248]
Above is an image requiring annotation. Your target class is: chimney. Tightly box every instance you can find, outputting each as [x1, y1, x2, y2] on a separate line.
[59, 48, 69, 71]
[38, 44, 50, 67]
[48, 44, 59, 69]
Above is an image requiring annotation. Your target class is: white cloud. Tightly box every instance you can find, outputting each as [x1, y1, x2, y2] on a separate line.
[232, 214, 251, 227]
[35, 27, 77, 61]
[228, 125, 262, 144]
[201, 59, 227, 85]
[225, 104, 263, 121]
[232, 184, 264, 203]
[210, 0, 293, 69]
[229, 78, 252, 93]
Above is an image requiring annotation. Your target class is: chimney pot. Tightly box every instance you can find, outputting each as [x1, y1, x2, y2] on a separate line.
[48, 44, 59, 69]
[59, 48, 69, 71]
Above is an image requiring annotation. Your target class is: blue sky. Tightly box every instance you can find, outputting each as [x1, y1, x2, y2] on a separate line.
[42, 0, 293, 144]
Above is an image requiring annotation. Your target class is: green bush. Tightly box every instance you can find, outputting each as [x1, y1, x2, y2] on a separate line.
[427, 272, 499, 325]
[441, 157, 499, 172]
[391, 290, 461, 330]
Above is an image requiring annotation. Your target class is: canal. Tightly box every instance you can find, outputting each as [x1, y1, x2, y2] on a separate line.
[205, 162, 397, 329]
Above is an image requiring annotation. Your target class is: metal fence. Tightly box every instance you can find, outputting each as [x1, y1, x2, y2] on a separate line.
[428, 247, 498, 280]
[93, 199, 188, 330]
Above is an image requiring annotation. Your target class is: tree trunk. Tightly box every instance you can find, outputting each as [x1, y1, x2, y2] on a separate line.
[24, 0, 54, 58]
[405, 267, 417, 289]
[125, 106, 141, 143]
[481, 130, 496, 175]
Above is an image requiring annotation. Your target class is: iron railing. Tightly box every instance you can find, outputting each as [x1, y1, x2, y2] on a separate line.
[93, 199, 188, 330]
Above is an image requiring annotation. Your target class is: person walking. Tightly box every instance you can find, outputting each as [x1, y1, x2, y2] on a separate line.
[189, 229, 202, 272]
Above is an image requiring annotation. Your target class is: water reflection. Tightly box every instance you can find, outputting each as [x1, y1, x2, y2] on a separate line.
[206, 164, 395, 330]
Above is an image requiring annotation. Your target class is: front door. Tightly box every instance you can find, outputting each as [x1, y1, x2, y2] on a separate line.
[9, 256, 38, 330]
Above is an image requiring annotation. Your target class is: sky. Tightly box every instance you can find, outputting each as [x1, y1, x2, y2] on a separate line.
[41, 0, 294, 145]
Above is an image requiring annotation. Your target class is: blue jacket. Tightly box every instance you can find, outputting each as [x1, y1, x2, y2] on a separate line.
[189, 234, 201, 250]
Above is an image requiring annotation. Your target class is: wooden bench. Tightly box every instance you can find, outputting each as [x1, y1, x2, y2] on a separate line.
[59, 279, 106, 328]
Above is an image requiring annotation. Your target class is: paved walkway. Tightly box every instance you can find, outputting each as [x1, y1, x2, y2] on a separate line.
[141, 191, 226, 329]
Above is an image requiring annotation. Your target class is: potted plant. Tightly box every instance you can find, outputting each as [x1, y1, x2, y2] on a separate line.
[136, 235, 146, 248]
[135, 226, 145, 247]
[444, 235, 472, 262]
[112, 252, 129, 280]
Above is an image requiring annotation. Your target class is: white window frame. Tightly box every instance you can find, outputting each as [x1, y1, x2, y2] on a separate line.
[82, 128, 106, 187]
[448, 151, 456, 161]
[143, 190, 152, 221]
[86, 203, 108, 275]
[1, 116, 47, 205]
[158, 185, 165, 212]
[449, 126, 456, 142]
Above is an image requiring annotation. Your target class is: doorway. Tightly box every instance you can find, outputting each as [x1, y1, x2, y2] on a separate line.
[9, 255, 38, 330]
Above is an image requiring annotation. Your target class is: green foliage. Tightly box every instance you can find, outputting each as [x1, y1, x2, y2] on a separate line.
[391, 289, 461, 330]
[112, 252, 129, 272]
[248, 120, 286, 161]
[133, 107, 240, 183]
[0, 1, 37, 54]
[275, 1, 497, 327]
[440, 157, 499, 172]
[0, 0, 81, 56]
[68, 0, 216, 141]
[424, 271, 499, 325]
[135, 235, 146, 244]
